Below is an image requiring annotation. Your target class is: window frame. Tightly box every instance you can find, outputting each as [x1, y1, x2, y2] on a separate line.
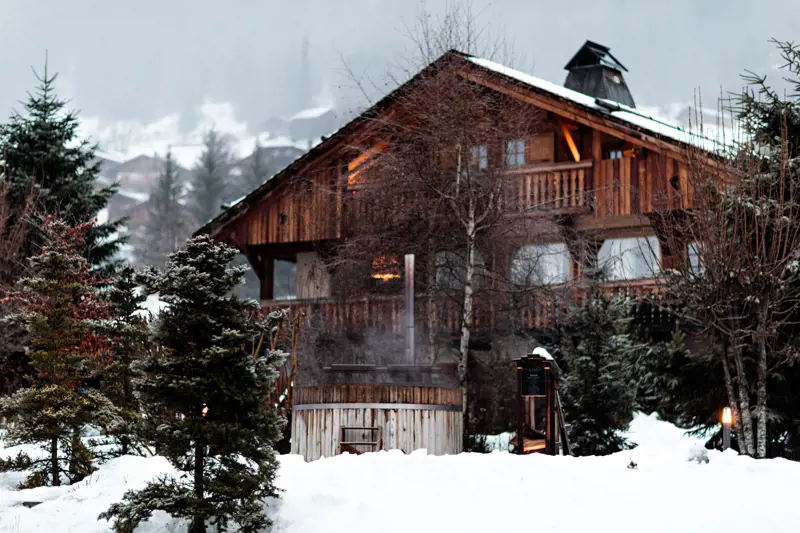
[505, 139, 526, 168]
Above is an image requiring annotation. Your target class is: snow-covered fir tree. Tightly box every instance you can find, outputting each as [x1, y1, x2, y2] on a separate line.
[189, 129, 233, 227]
[97, 266, 149, 457]
[141, 150, 190, 268]
[0, 62, 124, 273]
[0, 218, 119, 487]
[100, 235, 286, 533]
[550, 296, 640, 456]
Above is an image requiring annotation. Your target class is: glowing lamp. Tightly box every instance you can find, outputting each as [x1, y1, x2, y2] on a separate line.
[721, 406, 732, 451]
[722, 407, 732, 425]
[202, 403, 209, 417]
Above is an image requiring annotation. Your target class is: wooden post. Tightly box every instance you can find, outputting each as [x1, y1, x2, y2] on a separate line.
[516, 364, 524, 455]
[260, 257, 274, 301]
[547, 364, 556, 455]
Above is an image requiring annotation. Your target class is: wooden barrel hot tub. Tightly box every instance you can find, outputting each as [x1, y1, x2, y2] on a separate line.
[291, 384, 463, 461]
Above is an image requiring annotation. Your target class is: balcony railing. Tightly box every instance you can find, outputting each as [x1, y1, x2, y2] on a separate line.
[261, 279, 660, 337]
[503, 160, 593, 214]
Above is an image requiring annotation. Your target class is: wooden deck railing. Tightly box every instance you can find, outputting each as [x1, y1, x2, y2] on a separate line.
[262, 279, 660, 337]
[503, 160, 593, 214]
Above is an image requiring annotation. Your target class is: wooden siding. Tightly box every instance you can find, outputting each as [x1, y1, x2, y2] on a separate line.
[593, 153, 691, 217]
[235, 167, 338, 246]
[291, 385, 463, 461]
[295, 385, 462, 406]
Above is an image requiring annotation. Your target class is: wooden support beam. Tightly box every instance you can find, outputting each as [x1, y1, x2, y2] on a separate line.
[260, 256, 275, 301]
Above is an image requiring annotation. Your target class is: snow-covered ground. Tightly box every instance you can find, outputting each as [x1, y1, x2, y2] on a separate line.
[2, 413, 798, 533]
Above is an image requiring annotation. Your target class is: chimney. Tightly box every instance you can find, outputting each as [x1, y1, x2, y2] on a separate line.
[564, 40, 635, 108]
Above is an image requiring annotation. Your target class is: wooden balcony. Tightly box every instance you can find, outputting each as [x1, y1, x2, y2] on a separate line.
[261, 279, 660, 338]
[503, 160, 592, 215]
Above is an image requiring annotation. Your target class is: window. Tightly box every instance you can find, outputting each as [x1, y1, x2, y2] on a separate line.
[470, 145, 488, 171]
[371, 256, 401, 282]
[273, 259, 297, 300]
[511, 243, 570, 286]
[597, 236, 660, 280]
[505, 139, 526, 168]
[688, 242, 703, 274]
[608, 149, 624, 160]
[435, 250, 486, 290]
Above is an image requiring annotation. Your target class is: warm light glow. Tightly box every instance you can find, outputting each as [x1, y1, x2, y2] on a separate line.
[561, 124, 581, 162]
[371, 256, 401, 282]
[202, 403, 209, 417]
[722, 406, 733, 425]
[347, 141, 389, 185]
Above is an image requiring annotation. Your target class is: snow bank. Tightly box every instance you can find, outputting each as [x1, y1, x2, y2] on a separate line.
[3, 415, 799, 533]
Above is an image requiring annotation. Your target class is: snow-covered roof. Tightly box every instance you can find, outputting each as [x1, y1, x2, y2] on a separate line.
[531, 346, 554, 361]
[290, 106, 334, 121]
[94, 150, 125, 164]
[466, 56, 730, 155]
[116, 189, 150, 203]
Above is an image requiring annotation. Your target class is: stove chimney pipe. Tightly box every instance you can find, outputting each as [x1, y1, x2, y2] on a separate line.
[404, 254, 415, 364]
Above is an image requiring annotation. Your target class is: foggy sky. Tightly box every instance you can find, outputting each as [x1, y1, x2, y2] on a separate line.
[0, 0, 796, 131]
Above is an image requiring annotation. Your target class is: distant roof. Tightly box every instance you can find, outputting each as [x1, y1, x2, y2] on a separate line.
[564, 40, 628, 72]
[290, 106, 335, 121]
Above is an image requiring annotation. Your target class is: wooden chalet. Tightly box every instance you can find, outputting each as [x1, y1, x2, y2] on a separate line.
[196, 41, 721, 459]
[197, 40, 718, 336]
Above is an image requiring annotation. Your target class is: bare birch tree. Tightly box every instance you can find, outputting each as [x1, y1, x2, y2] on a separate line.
[656, 113, 800, 458]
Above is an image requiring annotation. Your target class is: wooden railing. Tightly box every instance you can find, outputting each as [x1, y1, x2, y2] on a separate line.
[262, 279, 660, 337]
[503, 160, 592, 214]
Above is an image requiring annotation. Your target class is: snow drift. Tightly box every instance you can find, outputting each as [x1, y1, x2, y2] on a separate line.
[2, 413, 799, 533]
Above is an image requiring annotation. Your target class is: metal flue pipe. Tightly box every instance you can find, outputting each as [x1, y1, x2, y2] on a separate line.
[404, 254, 415, 364]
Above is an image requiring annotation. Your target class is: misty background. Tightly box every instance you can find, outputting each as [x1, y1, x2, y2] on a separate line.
[0, 0, 796, 153]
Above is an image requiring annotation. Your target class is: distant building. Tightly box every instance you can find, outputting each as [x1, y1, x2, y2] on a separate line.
[288, 106, 340, 143]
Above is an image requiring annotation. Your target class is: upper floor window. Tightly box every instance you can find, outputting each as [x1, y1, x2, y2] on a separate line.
[470, 145, 488, 171]
[505, 139, 526, 168]
[511, 243, 570, 287]
[608, 149, 624, 160]
[597, 236, 660, 281]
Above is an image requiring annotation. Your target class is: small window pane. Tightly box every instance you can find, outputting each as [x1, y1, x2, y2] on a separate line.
[471, 145, 488, 170]
[505, 139, 525, 168]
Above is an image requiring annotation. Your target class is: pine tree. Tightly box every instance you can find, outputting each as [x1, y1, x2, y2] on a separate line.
[550, 296, 639, 456]
[140, 151, 189, 268]
[0, 218, 119, 487]
[189, 129, 232, 227]
[0, 62, 125, 273]
[100, 235, 285, 533]
[240, 138, 271, 196]
[97, 266, 149, 456]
